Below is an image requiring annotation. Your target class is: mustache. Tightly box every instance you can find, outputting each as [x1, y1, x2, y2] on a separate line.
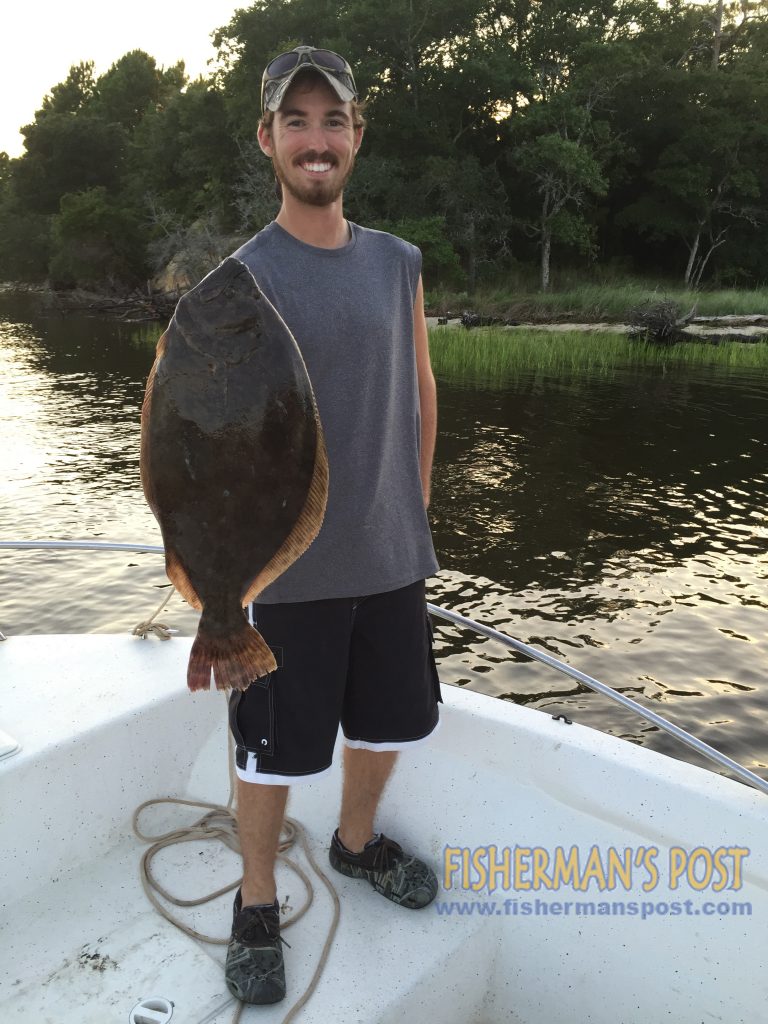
[294, 151, 338, 165]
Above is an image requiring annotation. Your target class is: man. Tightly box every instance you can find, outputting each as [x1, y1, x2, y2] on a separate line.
[225, 45, 441, 1006]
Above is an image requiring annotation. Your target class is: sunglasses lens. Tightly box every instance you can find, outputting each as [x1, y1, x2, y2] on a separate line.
[312, 49, 348, 71]
[266, 52, 299, 77]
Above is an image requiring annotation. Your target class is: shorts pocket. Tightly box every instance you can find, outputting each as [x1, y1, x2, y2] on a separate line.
[229, 678, 276, 760]
[246, 679, 276, 756]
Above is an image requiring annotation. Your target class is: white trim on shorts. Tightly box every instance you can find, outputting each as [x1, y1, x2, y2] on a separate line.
[235, 717, 441, 782]
[343, 717, 441, 752]
[233, 761, 331, 782]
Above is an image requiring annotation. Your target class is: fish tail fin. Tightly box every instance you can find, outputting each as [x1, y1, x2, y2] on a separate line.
[187, 611, 277, 692]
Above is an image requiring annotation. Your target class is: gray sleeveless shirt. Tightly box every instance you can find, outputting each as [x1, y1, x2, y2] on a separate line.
[231, 220, 439, 603]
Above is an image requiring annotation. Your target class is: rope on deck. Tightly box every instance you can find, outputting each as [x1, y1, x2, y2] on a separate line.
[132, 716, 340, 1024]
[132, 586, 176, 640]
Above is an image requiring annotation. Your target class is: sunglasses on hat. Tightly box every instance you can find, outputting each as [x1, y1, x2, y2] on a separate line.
[261, 45, 358, 113]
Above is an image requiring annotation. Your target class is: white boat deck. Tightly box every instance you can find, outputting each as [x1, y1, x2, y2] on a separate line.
[1, 635, 766, 1023]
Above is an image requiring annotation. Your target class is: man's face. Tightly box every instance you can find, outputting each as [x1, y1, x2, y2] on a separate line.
[258, 75, 363, 207]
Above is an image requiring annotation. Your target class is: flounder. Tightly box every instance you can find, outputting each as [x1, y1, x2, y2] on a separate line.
[140, 257, 328, 691]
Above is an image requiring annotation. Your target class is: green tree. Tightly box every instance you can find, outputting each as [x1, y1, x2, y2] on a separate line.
[14, 114, 128, 214]
[92, 51, 185, 130]
[38, 62, 96, 116]
[344, 155, 414, 225]
[0, 190, 51, 280]
[618, 62, 768, 286]
[48, 187, 147, 289]
[494, 4, 660, 287]
[3, 0, 768, 290]
[420, 156, 511, 291]
[372, 215, 463, 286]
[129, 80, 239, 226]
[517, 131, 607, 290]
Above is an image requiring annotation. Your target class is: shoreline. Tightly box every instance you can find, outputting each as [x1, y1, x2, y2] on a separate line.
[426, 316, 768, 342]
[2, 281, 767, 340]
[0, 281, 177, 322]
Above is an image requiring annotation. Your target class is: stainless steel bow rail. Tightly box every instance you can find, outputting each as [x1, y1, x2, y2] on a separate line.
[3, 539, 768, 798]
[425, 602, 768, 797]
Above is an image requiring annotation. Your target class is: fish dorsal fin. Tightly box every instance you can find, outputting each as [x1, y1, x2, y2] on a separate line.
[140, 331, 168, 510]
[141, 328, 203, 611]
[165, 545, 204, 611]
[242, 418, 329, 606]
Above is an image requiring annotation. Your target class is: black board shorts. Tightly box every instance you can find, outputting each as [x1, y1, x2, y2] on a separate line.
[228, 579, 442, 784]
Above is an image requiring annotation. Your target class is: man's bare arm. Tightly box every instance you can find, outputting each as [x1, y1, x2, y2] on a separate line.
[413, 274, 437, 508]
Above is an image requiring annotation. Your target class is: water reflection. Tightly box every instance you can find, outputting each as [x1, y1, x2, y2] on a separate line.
[1, 295, 767, 780]
[427, 367, 768, 779]
[431, 370, 768, 595]
[0, 297, 159, 541]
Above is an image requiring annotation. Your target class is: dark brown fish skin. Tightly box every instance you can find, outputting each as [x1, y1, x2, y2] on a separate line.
[140, 257, 328, 691]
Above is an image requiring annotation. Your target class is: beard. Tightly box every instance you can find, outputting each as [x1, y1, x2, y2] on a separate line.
[272, 149, 356, 207]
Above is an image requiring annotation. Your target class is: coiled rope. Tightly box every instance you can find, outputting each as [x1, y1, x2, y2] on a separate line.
[132, 586, 175, 640]
[133, 718, 340, 1024]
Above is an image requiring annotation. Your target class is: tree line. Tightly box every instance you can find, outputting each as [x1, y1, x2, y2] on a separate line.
[1, 0, 767, 294]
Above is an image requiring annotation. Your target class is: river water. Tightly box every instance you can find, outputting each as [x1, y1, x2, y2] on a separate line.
[1, 294, 767, 781]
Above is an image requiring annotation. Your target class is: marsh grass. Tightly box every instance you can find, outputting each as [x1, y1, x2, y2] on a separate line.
[428, 327, 768, 383]
[426, 282, 768, 321]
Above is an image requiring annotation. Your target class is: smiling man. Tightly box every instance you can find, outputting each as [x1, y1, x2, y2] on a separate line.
[225, 45, 442, 1006]
[262, 81, 358, 209]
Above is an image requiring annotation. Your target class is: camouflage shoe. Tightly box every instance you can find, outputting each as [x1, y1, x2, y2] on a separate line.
[329, 830, 438, 909]
[224, 890, 286, 1004]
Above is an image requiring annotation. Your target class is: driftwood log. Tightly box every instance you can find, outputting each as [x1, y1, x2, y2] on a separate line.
[42, 287, 177, 322]
[627, 299, 697, 345]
